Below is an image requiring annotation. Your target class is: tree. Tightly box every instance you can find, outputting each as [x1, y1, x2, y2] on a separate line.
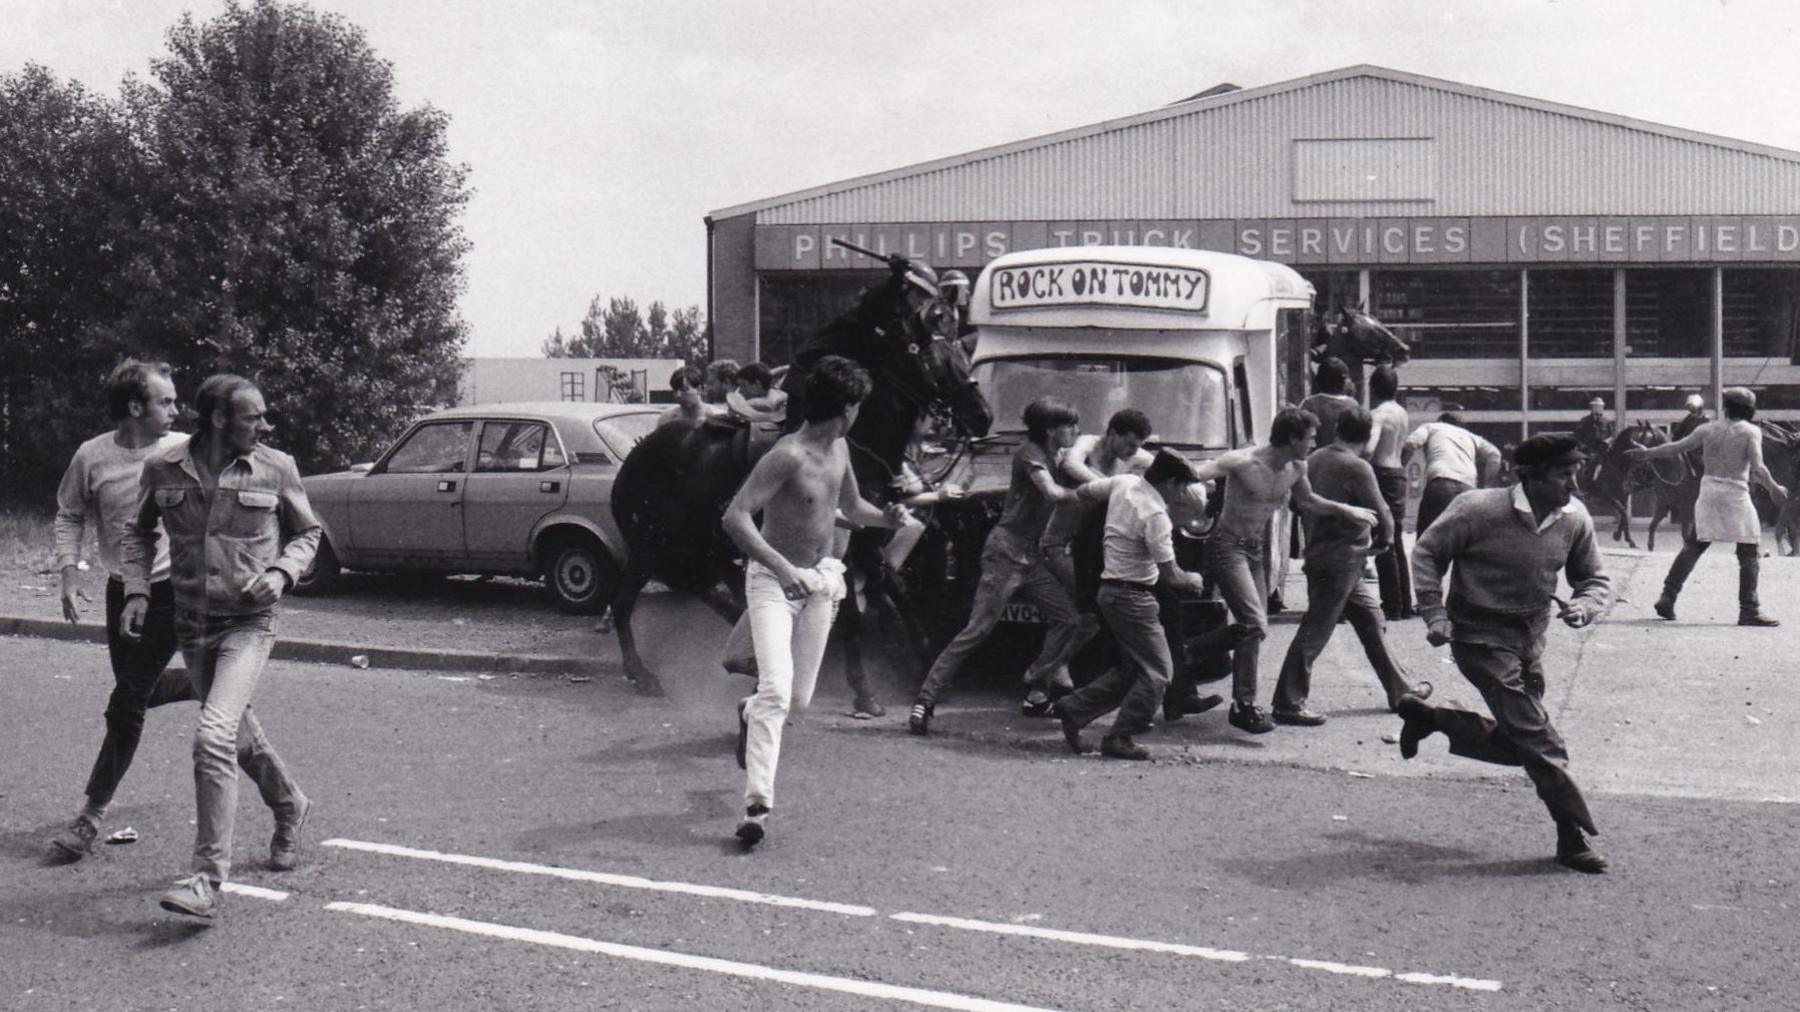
[118, 0, 471, 473]
[0, 66, 147, 496]
[541, 295, 709, 365]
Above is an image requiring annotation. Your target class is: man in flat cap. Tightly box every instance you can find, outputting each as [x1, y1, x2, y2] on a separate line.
[1628, 387, 1788, 626]
[1402, 433, 1613, 873]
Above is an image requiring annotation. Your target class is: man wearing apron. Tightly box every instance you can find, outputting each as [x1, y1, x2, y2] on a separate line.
[1627, 387, 1789, 626]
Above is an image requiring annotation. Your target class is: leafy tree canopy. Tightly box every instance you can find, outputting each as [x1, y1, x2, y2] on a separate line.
[542, 296, 709, 366]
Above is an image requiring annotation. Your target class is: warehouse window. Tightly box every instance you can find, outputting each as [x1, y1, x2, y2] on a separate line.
[1370, 269, 1519, 359]
[1625, 269, 1711, 359]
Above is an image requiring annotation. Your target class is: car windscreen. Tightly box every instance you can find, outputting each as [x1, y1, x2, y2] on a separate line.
[594, 411, 661, 461]
[971, 356, 1229, 448]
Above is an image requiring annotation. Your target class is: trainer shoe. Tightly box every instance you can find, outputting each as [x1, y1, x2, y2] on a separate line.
[269, 794, 312, 872]
[1739, 611, 1780, 627]
[735, 804, 769, 847]
[907, 699, 932, 736]
[1227, 702, 1276, 735]
[158, 874, 219, 919]
[1272, 707, 1328, 727]
[735, 697, 751, 769]
[1653, 596, 1676, 621]
[50, 815, 99, 859]
[1020, 689, 1054, 717]
[851, 697, 886, 719]
[1099, 735, 1151, 760]
[1163, 692, 1224, 723]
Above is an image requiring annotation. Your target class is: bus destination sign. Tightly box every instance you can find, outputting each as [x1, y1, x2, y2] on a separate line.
[991, 260, 1209, 312]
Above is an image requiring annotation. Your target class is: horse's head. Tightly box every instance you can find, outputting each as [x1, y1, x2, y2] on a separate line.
[861, 268, 992, 438]
[1336, 303, 1411, 365]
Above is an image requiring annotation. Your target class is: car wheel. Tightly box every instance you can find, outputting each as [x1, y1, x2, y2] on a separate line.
[543, 535, 618, 614]
[292, 534, 341, 596]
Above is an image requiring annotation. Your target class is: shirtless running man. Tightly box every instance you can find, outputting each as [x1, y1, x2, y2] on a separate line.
[722, 355, 906, 847]
[1627, 386, 1789, 626]
[1191, 406, 1377, 733]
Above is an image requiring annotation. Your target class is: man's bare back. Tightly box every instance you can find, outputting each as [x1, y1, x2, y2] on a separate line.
[1369, 401, 1408, 469]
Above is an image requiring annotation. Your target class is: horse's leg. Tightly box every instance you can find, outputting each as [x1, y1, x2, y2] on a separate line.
[1619, 491, 1637, 550]
[1647, 494, 1666, 553]
[609, 556, 664, 697]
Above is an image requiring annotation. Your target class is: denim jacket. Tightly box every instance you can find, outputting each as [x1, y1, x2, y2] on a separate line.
[121, 439, 321, 616]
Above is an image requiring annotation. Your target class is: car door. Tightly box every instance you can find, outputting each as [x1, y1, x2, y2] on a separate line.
[345, 419, 474, 568]
[461, 419, 571, 569]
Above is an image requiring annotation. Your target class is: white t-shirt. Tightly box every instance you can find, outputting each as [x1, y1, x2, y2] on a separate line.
[1096, 474, 1175, 585]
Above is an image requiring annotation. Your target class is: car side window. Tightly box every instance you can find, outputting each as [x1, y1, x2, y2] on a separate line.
[595, 412, 661, 461]
[381, 421, 473, 474]
[476, 421, 563, 473]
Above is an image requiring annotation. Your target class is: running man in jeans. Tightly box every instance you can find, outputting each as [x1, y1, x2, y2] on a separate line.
[909, 397, 1085, 734]
[49, 360, 193, 856]
[1190, 407, 1377, 734]
[723, 355, 906, 847]
[1272, 405, 1430, 725]
[121, 374, 319, 919]
[1054, 450, 1210, 760]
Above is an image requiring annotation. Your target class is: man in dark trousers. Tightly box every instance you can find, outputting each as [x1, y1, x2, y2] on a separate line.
[1054, 450, 1210, 759]
[1367, 365, 1414, 619]
[1272, 406, 1431, 725]
[1400, 434, 1612, 873]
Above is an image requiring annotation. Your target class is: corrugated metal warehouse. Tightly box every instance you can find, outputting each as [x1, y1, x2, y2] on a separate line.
[705, 65, 1800, 442]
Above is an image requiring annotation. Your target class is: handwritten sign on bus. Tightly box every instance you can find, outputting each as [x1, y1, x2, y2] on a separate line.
[990, 260, 1209, 312]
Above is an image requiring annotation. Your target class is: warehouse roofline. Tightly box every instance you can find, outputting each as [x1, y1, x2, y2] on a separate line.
[706, 64, 1800, 221]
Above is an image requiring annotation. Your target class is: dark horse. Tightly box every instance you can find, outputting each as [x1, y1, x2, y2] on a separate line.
[607, 263, 993, 698]
[1578, 421, 1669, 549]
[1310, 302, 1411, 400]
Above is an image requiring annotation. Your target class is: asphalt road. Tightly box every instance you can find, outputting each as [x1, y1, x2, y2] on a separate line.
[4, 587, 1797, 1011]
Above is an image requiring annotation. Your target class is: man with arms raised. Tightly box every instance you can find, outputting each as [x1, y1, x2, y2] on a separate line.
[723, 355, 907, 847]
[122, 374, 318, 918]
[1627, 386, 1788, 626]
[1190, 407, 1377, 734]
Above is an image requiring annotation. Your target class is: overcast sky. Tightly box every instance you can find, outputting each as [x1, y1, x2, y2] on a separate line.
[7, 0, 1800, 358]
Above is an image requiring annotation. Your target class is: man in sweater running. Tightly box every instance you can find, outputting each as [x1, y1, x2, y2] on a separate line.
[1626, 386, 1788, 626]
[1402, 434, 1612, 873]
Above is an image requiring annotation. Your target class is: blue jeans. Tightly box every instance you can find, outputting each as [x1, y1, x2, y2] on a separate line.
[177, 611, 303, 882]
[1201, 533, 1267, 707]
[916, 528, 1079, 704]
[1274, 563, 1414, 712]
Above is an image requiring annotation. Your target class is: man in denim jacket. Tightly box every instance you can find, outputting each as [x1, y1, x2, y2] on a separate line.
[121, 374, 320, 919]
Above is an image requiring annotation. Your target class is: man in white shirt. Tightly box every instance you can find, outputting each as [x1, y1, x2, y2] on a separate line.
[1403, 410, 1503, 533]
[1053, 450, 1210, 760]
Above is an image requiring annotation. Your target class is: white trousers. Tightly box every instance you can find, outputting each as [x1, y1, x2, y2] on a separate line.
[742, 558, 845, 810]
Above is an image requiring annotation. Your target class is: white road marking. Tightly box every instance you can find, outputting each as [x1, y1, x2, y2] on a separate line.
[325, 901, 1062, 1012]
[220, 883, 289, 901]
[320, 838, 876, 917]
[890, 911, 1251, 962]
[324, 836, 1502, 992]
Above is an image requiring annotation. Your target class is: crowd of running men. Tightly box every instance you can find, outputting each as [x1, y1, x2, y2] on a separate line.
[46, 352, 1789, 920]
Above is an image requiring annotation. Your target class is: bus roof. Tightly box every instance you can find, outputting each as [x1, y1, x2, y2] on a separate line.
[969, 246, 1313, 330]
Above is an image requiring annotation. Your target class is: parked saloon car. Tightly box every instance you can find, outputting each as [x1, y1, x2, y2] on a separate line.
[295, 401, 663, 612]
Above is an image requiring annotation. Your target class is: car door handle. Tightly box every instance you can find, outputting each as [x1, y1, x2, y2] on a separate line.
[438, 480, 457, 492]
[540, 480, 561, 493]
